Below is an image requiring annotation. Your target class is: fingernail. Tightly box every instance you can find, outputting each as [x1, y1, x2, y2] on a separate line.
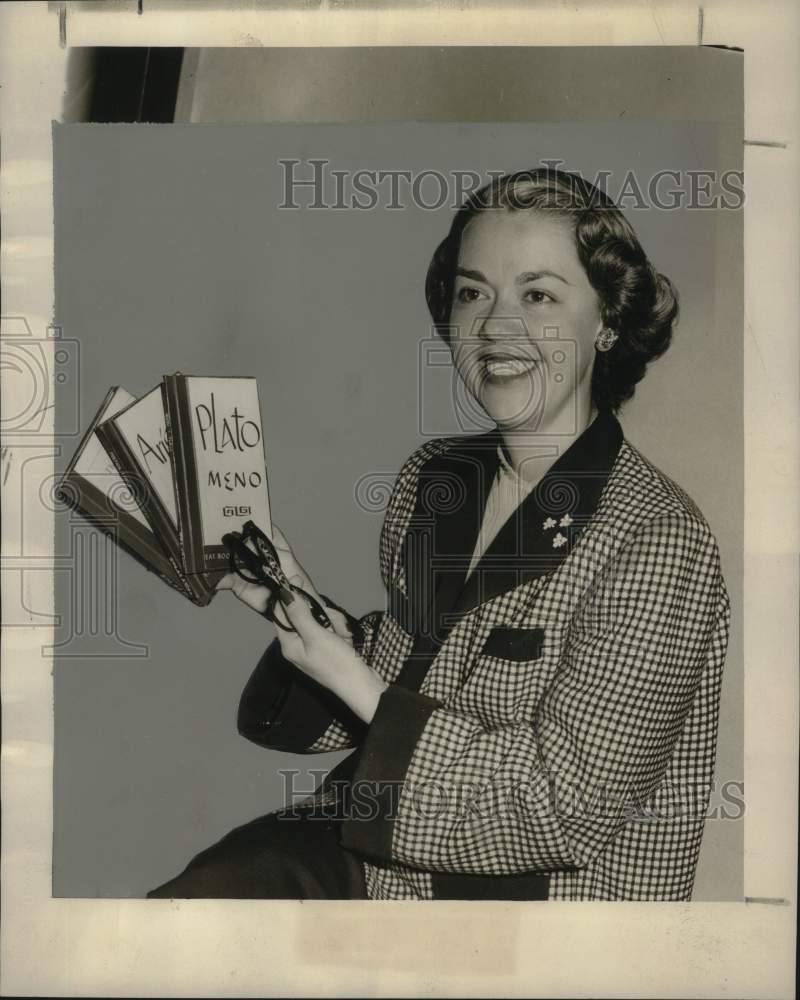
[278, 586, 295, 605]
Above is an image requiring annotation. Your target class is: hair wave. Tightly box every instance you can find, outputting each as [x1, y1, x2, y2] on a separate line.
[425, 168, 679, 412]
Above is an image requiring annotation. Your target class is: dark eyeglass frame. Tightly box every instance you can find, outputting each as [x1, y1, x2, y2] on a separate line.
[222, 520, 333, 632]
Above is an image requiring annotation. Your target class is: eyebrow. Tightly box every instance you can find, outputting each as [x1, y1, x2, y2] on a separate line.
[456, 267, 570, 286]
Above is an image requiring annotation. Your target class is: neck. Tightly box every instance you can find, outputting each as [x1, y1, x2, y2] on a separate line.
[499, 395, 597, 484]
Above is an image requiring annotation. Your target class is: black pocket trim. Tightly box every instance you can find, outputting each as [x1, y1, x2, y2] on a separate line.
[481, 626, 545, 662]
[431, 870, 550, 901]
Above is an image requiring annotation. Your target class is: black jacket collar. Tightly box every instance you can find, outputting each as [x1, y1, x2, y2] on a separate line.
[401, 409, 623, 638]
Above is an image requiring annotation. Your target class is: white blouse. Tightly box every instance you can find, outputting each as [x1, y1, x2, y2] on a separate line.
[465, 443, 538, 580]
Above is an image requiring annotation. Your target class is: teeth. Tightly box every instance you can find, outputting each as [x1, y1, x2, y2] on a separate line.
[485, 357, 538, 377]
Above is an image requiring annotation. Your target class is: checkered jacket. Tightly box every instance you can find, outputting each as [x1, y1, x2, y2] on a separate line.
[239, 410, 731, 901]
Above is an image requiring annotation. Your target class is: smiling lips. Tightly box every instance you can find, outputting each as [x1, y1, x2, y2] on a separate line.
[481, 353, 542, 380]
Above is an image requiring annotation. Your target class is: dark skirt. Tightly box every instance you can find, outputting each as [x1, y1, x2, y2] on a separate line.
[147, 808, 367, 900]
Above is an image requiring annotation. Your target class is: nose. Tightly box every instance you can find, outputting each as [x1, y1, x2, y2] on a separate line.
[476, 314, 531, 344]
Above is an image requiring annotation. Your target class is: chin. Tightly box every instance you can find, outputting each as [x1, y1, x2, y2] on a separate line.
[479, 385, 547, 431]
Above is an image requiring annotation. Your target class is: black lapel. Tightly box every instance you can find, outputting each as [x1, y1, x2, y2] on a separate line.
[396, 410, 623, 691]
[403, 411, 622, 632]
[453, 409, 623, 616]
[400, 429, 500, 640]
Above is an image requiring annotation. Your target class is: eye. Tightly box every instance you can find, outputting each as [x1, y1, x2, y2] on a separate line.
[523, 289, 555, 305]
[455, 285, 487, 304]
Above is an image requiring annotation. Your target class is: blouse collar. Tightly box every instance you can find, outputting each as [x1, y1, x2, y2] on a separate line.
[496, 441, 537, 493]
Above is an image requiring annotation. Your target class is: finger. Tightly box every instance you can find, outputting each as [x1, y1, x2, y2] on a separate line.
[278, 589, 321, 640]
[270, 529, 313, 587]
[271, 531, 294, 565]
[288, 571, 327, 612]
[271, 523, 289, 549]
[219, 568, 273, 612]
[234, 581, 272, 614]
[271, 599, 292, 630]
[325, 606, 354, 643]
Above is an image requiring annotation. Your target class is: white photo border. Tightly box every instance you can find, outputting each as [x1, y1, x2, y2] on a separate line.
[0, 2, 797, 997]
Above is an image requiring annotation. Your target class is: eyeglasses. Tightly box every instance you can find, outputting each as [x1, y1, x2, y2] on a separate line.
[222, 520, 333, 633]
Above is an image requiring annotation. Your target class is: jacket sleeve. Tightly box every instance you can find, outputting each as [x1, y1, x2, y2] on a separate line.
[339, 512, 730, 873]
[237, 601, 383, 754]
[237, 439, 446, 755]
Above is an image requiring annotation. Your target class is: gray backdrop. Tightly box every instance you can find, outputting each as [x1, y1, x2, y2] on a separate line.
[53, 53, 742, 900]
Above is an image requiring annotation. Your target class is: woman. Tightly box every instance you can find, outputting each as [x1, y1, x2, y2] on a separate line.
[149, 168, 730, 902]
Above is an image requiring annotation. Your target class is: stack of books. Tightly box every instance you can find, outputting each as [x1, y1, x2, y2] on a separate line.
[60, 374, 272, 606]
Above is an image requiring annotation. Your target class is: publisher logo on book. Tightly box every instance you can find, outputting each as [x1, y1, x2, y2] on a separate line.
[223, 505, 252, 518]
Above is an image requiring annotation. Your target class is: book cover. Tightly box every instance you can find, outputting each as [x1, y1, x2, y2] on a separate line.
[162, 374, 272, 577]
[96, 383, 217, 606]
[59, 387, 191, 598]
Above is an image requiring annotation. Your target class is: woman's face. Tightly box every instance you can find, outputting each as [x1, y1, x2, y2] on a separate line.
[448, 209, 603, 432]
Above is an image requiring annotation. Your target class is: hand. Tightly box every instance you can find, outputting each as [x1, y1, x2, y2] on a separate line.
[276, 590, 388, 725]
[216, 523, 354, 642]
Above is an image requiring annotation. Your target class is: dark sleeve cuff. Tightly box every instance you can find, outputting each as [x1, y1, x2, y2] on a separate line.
[338, 683, 441, 863]
[237, 638, 365, 752]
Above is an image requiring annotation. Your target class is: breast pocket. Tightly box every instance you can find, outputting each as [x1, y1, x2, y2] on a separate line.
[480, 626, 545, 662]
[452, 626, 549, 728]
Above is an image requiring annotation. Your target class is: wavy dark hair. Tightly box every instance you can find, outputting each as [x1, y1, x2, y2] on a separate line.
[425, 168, 679, 412]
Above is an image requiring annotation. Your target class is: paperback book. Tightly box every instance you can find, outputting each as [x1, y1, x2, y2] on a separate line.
[63, 374, 273, 607]
[96, 383, 217, 606]
[162, 374, 272, 578]
[59, 386, 190, 598]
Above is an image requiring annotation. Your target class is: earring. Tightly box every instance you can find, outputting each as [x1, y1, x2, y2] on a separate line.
[595, 328, 618, 352]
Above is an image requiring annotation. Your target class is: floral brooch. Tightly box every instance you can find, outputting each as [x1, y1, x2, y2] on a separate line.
[542, 513, 575, 549]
